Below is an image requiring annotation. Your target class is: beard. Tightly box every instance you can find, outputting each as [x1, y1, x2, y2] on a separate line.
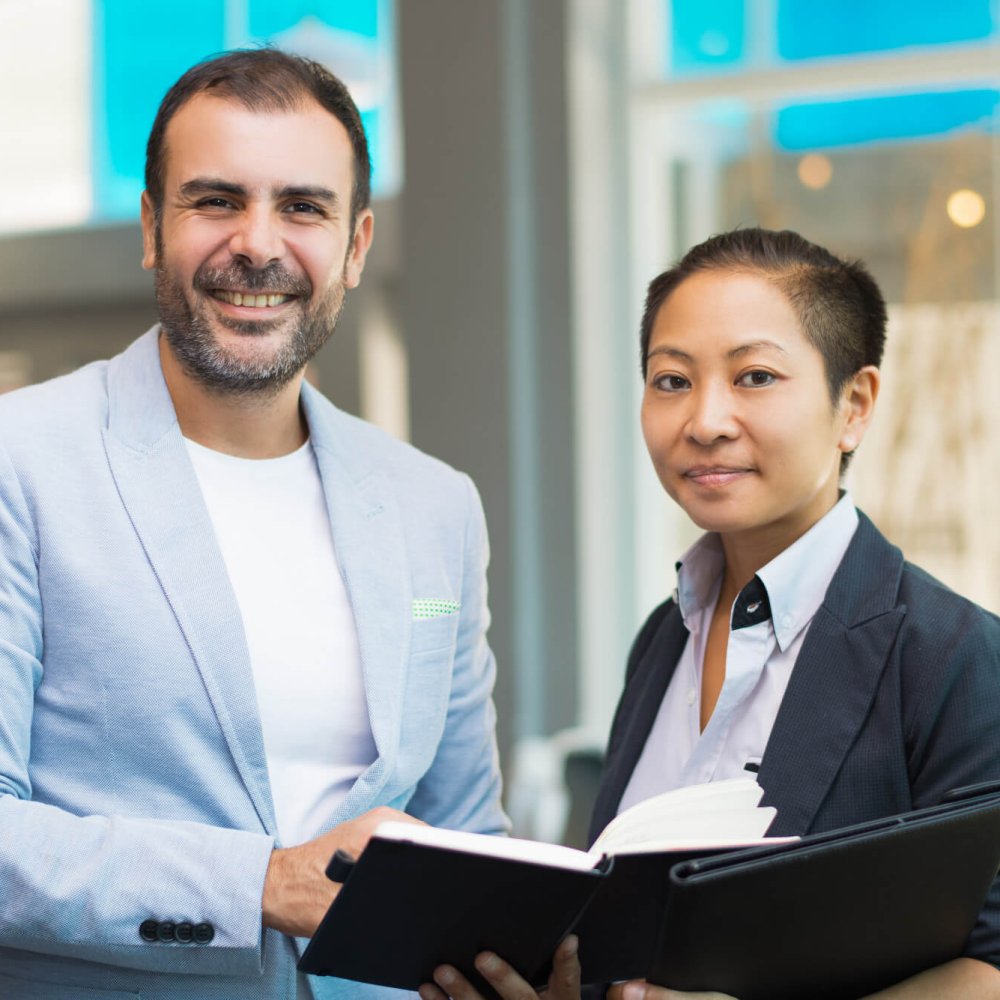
[154, 254, 347, 397]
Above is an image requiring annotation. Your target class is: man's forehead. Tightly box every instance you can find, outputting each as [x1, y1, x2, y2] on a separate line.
[160, 92, 353, 191]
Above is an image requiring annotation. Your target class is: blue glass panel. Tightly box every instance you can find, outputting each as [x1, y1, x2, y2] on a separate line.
[94, 0, 226, 220]
[249, 0, 379, 40]
[669, 0, 745, 73]
[775, 90, 1000, 151]
[778, 0, 997, 61]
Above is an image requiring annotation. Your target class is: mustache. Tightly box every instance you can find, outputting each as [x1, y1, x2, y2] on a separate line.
[193, 262, 312, 297]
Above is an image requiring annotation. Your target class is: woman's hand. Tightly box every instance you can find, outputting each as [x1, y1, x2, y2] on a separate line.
[418, 934, 581, 1000]
[607, 983, 736, 1000]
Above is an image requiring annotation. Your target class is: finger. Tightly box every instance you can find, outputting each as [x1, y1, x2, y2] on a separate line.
[606, 985, 735, 1000]
[546, 934, 581, 999]
[433, 963, 487, 1000]
[607, 983, 651, 1000]
[475, 951, 540, 1000]
[419, 984, 450, 1000]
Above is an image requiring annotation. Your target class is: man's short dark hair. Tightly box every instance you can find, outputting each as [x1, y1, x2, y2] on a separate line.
[145, 48, 371, 229]
[639, 227, 887, 472]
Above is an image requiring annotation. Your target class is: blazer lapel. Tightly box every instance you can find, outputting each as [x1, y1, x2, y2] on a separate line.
[589, 604, 688, 841]
[301, 386, 411, 815]
[102, 330, 276, 834]
[759, 514, 907, 835]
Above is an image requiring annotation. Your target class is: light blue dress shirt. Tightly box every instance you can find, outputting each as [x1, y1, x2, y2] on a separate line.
[619, 494, 860, 812]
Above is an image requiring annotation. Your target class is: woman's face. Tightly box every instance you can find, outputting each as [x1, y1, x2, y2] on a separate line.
[641, 269, 870, 553]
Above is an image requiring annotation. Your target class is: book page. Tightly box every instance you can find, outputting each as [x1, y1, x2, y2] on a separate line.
[373, 821, 598, 871]
[591, 778, 768, 855]
[591, 808, 778, 858]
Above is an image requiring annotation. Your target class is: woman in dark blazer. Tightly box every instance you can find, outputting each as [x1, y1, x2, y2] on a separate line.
[421, 229, 1000, 1000]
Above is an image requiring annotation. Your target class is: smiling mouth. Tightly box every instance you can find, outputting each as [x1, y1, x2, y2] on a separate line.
[210, 290, 294, 308]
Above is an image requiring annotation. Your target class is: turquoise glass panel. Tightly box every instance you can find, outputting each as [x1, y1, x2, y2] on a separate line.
[94, 0, 226, 220]
[777, 0, 997, 61]
[665, 0, 997, 75]
[249, 0, 379, 39]
[668, 0, 745, 73]
[775, 90, 1000, 151]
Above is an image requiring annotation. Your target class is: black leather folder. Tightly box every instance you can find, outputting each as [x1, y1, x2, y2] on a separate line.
[648, 783, 1000, 1000]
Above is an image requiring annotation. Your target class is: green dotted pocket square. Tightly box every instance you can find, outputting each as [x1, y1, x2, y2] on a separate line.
[412, 599, 461, 620]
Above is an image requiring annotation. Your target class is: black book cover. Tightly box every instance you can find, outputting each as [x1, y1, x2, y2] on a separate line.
[649, 792, 1000, 1000]
[298, 835, 609, 999]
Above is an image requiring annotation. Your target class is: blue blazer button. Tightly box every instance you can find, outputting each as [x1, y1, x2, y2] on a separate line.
[193, 922, 215, 944]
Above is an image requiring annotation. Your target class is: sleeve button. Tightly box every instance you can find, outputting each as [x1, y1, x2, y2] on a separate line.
[139, 920, 159, 942]
[175, 921, 194, 944]
[193, 922, 215, 944]
[156, 921, 176, 943]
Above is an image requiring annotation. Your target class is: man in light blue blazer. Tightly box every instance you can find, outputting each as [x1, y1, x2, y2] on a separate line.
[0, 50, 507, 999]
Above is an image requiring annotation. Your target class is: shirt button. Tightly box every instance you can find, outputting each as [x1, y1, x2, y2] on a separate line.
[175, 922, 194, 944]
[156, 921, 176, 943]
[139, 920, 159, 943]
[687, 688, 696, 706]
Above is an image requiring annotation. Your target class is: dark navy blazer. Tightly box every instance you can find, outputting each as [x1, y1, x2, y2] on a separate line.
[589, 512, 1000, 967]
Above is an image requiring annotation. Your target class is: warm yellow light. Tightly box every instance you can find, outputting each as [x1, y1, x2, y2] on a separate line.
[946, 189, 986, 229]
[797, 154, 833, 190]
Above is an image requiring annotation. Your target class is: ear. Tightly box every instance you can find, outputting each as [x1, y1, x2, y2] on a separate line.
[140, 191, 158, 271]
[343, 208, 374, 289]
[837, 365, 880, 455]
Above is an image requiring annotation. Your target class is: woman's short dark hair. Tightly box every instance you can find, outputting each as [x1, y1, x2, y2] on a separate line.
[639, 228, 887, 473]
[144, 48, 371, 229]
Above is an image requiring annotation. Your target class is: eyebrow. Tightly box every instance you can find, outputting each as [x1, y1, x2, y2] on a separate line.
[646, 339, 789, 364]
[177, 178, 340, 208]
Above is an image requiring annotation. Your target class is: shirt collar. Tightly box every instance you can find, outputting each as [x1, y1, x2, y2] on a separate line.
[674, 493, 859, 649]
[757, 492, 858, 650]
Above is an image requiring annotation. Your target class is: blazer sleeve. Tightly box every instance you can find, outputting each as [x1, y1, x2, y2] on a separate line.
[900, 576, 1000, 969]
[0, 441, 274, 976]
[403, 472, 509, 836]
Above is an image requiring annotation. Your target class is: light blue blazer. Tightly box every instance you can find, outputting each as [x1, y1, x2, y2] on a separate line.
[0, 329, 507, 999]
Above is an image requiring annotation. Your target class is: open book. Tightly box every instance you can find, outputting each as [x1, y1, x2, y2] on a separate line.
[299, 778, 792, 995]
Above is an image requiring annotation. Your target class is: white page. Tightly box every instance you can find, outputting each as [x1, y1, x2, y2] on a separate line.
[373, 821, 597, 871]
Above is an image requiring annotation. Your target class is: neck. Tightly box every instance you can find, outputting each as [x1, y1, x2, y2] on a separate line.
[717, 493, 841, 596]
[158, 334, 308, 458]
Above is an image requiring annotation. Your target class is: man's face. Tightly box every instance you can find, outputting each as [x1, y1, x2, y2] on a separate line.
[141, 93, 373, 395]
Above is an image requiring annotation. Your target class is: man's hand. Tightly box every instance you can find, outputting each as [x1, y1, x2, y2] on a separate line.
[607, 985, 736, 1000]
[419, 934, 581, 1000]
[262, 806, 423, 937]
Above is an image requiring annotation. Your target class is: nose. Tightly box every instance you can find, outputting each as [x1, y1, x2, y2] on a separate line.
[228, 204, 284, 269]
[685, 382, 739, 445]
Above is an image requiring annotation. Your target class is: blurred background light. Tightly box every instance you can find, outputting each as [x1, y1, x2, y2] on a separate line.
[797, 153, 833, 190]
[947, 188, 987, 227]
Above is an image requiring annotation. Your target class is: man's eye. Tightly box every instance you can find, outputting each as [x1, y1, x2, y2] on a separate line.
[197, 197, 234, 209]
[288, 202, 322, 215]
[738, 370, 775, 388]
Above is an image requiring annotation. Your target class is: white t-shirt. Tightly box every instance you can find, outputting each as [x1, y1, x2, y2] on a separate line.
[185, 437, 376, 847]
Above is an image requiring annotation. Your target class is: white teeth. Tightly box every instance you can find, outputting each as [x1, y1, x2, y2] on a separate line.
[213, 290, 290, 308]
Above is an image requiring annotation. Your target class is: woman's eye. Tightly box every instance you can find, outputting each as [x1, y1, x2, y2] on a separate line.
[738, 370, 775, 388]
[654, 374, 690, 392]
